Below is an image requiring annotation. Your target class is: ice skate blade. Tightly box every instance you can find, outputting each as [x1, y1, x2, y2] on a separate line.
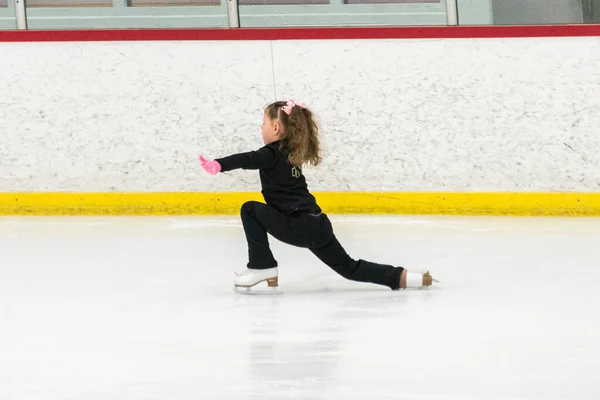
[233, 275, 280, 295]
[233, 286, 282, 296]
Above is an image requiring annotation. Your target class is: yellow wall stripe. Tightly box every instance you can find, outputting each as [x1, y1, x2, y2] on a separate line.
[0, 192, 599, 216]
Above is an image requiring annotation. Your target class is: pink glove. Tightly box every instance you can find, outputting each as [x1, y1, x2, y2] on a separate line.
[199, 155, 221, 175]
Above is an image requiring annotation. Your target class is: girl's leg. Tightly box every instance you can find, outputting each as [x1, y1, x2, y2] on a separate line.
[240, 201, 324, 269]
[310, 235, 404, 290]
[240, 201, 280, 269]
[307, 214, 404, 290]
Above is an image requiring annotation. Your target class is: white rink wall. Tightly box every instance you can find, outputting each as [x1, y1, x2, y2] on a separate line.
[1, 37, 599, 193]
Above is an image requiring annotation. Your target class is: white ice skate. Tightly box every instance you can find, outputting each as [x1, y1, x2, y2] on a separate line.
[400, 270, 439, 289]
[233, 267, 281, 295]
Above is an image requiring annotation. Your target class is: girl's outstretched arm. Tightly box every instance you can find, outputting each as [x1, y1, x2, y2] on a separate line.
[199, 146, 278, 175]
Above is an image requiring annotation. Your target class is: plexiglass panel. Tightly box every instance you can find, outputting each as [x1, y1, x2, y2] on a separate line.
[239, 0, 447, 27]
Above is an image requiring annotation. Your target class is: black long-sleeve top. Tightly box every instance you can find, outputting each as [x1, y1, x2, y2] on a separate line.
[215, 141, 322, 215]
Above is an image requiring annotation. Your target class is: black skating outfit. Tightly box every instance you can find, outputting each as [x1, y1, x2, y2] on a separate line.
[215, 140, 403, 290]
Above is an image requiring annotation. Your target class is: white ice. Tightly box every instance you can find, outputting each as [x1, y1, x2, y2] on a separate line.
[1, 215, 599, 400]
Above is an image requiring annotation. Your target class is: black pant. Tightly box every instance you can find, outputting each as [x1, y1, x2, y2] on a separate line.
[240, 201, 403, 290]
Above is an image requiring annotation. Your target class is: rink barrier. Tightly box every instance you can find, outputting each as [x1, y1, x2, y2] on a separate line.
[0, 192, 599, 216]
[2, 28, 599, 206]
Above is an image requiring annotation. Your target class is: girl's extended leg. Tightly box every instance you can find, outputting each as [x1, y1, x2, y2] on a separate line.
[310, 235, 404, 290]
[307, 214, 404, 290]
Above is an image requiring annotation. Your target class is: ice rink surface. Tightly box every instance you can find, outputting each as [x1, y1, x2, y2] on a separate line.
[1, 215, 599, 400]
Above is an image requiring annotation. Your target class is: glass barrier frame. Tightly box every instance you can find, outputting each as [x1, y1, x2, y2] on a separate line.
[2, 0, 599, 31]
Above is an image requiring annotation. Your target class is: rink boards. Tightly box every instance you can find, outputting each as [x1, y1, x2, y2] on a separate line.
[1, 27, 599, 216]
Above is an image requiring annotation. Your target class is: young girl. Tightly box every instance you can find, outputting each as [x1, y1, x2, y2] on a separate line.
[199, 99, 434, 292]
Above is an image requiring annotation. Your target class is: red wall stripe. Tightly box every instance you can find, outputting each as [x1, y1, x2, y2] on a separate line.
[1, 25, 600, 42]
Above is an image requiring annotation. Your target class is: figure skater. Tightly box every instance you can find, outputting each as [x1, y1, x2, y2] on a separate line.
[199, 100, 434, 292]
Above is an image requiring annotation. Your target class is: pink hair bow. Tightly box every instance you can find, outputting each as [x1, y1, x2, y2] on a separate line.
[281, 99, 306, 115]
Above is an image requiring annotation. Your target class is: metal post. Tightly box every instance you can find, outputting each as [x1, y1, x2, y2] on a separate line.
[227, 0, 240, 27]
[446, 0, 458, 25]
[14, 0, 27, 30]
[113, 0, 129, 7]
